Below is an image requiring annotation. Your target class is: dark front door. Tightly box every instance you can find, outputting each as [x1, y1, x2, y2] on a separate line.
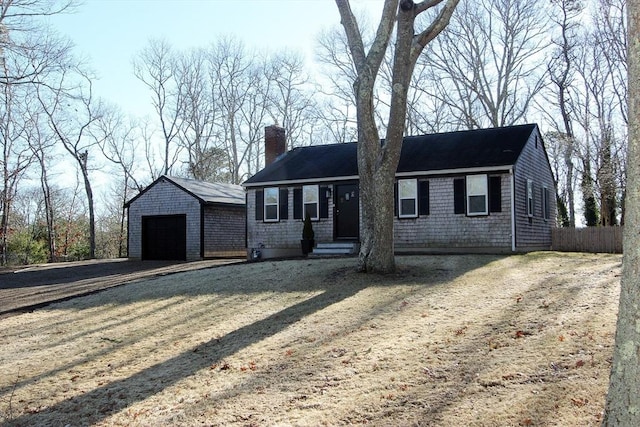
[141, 215, 187, 260]
[335, 183, 359, 240]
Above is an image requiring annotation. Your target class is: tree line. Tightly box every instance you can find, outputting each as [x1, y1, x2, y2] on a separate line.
[0, 0, 628, 265]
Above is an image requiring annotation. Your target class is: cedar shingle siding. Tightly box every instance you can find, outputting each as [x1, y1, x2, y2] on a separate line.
[513, 133, 556, 250]
[126, 176, 246, 261]
[394, 175, 512, 250]
[203, 205, 246, 257]
[244, 124, 556, 257]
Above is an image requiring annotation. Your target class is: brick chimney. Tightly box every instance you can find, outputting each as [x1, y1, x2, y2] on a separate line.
[264, 125, 286, 166]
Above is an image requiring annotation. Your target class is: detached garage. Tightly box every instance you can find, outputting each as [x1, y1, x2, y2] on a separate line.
[125, 175, 246, 261]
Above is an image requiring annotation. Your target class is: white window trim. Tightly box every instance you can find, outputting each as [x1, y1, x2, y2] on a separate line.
[398, 179, 418, 218]
[466, 174, 488, 216]
[264, 187, 279, 222]
[527, 179, 534, 218]
[303, 185, 319, 221]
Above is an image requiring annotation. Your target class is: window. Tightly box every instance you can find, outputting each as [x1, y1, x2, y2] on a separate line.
[303, 185, 319, 220]
[264, 187, 279, 221]
[398, 179, 418, 217]
[466, 174, 488, 216]
[527, 180, 534, 217]
[542, 186, 550, 220]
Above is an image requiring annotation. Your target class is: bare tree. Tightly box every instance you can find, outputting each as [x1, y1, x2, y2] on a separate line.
[208, 37, 269, 183]
[571, 9, 627, 227]
[419, 0, 548, 129]
[133, 38, 183, 175]
[336, 0, 459, 273]
[0, 0, 76, 264]
[25, 97, 59, 262]
[540, 0, 584, 227]
[95, 106, 147, 257]
[0, 0, 76, 86]
[267, 51, 317, 149]
[0, 74, 32, 265]
[36, 66, 103, 259]
[173, 48, 227, 181]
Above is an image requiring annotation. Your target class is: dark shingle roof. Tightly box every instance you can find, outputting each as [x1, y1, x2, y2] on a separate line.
[243, 124, 538, 186]
[125, 175, 245, 207]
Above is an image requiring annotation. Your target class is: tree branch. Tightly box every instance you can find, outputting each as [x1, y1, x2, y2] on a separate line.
[411, 0, 460, 62]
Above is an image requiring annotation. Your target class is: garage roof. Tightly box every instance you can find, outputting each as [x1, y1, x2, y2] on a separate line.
[125, 175, 245, 207]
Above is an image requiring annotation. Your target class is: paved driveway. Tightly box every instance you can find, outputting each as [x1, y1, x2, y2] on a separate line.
[0, 258, 244, 317]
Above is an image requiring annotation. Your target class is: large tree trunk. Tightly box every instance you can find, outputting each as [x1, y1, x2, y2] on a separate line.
[602, 0, 640, 423]
[355, 2, 416, 273]
[337, 0, 459, 273]
[355, 71, 394, 272]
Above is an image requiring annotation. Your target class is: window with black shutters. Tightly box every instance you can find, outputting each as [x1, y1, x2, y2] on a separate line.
[398, 179, 418, 218]
[466, 174, 488, 216]
[264, 187, 279, 221]
[303, 185, 319, 220]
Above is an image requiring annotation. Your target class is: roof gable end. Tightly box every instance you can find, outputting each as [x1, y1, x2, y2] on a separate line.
[125, 175, 245, 207]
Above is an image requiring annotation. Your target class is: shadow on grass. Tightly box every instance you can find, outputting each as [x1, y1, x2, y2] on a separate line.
[3, 255, 499, 426]
[403, 253, 620, 426]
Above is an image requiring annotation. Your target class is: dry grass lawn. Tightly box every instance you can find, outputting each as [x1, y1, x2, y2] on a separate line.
[0, 252, 621, 426]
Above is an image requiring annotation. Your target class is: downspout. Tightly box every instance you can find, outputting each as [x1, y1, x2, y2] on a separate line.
[126, 204, 130, 258]
[511, 167, 516, 252]
[200, 203, 205, 259]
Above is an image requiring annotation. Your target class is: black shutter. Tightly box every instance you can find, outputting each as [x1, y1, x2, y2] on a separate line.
[255, 190, 264, 220]
[419, 180, 430, 215]
[319, 186, 329, 218]
[454, 178, 465, 214]
[293, 188, 302, 219]
[489, 176, 502, 213]
[394, 182, 398, 217]
[279, 188, 288, 220]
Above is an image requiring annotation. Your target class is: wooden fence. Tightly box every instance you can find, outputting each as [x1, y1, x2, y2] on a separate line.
[551, 226, 623, 254]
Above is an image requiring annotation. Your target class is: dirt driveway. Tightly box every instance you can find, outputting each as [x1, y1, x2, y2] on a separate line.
[0, 258, 244, 317]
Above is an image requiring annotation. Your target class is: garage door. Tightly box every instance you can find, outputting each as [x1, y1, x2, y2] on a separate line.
[141, 215, 187, 260]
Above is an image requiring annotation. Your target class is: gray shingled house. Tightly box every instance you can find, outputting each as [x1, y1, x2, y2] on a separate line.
[125, 175, 246, 260]
[243, 124, 556, 259]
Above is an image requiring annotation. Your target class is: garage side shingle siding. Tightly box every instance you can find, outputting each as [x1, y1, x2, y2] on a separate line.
[128, 180, 202, 260]
[204, 205, 246, 256]
[514, 131, 557, 250]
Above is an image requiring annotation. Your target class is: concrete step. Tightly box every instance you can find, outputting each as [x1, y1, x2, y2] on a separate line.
[310, 242, 358, 256]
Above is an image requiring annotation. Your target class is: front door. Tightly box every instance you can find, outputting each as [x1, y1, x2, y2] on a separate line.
[335, 183, 359, 240]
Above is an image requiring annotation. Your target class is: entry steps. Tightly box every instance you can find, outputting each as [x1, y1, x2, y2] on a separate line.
[310, 242, 358, 257]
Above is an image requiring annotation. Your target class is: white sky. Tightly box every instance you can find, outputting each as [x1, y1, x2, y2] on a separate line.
[49, 0, 383, 118]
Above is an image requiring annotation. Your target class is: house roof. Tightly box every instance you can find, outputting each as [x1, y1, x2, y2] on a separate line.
[125, 175, 245, 207]
[243, 124, 539, 186]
